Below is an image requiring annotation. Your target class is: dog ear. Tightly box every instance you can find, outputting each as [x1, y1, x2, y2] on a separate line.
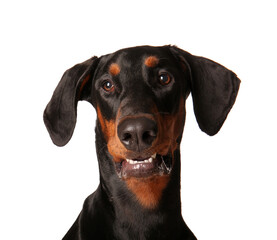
[43, 56, 99, 146]
[170, 46, 240, 136]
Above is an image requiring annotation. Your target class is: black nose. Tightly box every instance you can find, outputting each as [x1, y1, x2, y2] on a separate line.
[117, 117, 157, 152]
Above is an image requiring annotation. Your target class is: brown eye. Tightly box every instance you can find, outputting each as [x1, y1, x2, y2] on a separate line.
[102, 80, 115, 92]
[158, 73, 171, 85]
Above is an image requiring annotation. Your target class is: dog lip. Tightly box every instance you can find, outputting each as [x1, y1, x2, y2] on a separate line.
[116, 153, 172, 179]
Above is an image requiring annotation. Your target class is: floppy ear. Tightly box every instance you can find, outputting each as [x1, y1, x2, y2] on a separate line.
[170, 46, 240, 136]
[43, 56, 99, 146]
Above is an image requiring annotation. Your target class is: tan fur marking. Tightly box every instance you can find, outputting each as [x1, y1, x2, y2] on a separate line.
[145, 56, 159, 68]
[109, 63, 120, 76]
[152, 98, 185, 156]
[125, 175, 170, 208]
[96, 106, 128, 162]
[96, 99, 185, 209]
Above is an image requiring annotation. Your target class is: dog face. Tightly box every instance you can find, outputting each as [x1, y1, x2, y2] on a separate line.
[92, 47, 189, 178]
[44, 45, 240, 208]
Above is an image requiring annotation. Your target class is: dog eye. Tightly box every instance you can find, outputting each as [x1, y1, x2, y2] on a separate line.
[102, 80, 115, 92]
[158, 73, 171, 85]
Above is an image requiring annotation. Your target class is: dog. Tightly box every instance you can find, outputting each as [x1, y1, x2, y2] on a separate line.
[44, 45, 240, 240]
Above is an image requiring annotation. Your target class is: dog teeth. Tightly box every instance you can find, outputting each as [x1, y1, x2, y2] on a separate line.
[126, 159, 137, 164]
[126, 154, 156, 164]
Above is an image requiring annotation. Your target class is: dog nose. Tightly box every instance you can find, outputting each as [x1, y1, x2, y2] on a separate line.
[117, 117, 157, 152]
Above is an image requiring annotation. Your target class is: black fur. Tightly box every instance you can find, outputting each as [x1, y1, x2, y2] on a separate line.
[44, 45, 240, 240]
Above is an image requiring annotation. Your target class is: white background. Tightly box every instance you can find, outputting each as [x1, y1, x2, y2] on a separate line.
[1, 0, 276, 239]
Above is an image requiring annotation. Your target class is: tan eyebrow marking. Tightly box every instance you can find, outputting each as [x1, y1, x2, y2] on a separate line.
[109, 63, 120, 76]
[145, 56, 159, 68]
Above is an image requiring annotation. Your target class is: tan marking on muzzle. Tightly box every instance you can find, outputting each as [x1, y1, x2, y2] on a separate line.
[96, 106, 128, 162]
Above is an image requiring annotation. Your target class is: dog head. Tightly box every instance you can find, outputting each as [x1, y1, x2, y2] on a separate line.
[44, 45, 240, 208]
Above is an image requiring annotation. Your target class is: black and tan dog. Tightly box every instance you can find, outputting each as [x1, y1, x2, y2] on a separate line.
[44, 45, 240, 240]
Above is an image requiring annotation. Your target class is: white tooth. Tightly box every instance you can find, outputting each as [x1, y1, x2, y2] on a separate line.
[144, 159, 149, 163]
[149, 158, 153, 163]
[130, 160, 134, 164]
[126, 159, 130, 163]
[151, 153, 156, 159]
[133, 160, 138, 164]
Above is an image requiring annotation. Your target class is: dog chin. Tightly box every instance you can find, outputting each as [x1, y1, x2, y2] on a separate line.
[115, 153, 173, 179]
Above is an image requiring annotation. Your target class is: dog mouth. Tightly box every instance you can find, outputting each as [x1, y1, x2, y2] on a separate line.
[115, 153, 173, 179]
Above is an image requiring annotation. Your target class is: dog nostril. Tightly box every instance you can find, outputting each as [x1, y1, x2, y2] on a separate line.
[142, 130, 156, 144]
[122, 133, 133, 144]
